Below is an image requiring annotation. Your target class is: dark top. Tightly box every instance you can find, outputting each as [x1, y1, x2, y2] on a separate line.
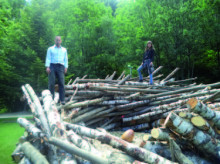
[143, 49, 155, 63]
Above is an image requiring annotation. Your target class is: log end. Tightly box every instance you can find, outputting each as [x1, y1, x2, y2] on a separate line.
[121, 129, 134, 142]
[179, 112, 187, 118]
[187, 97, 198, 110]
[151, 128, 160, 139]
[191, 116, 206, 128]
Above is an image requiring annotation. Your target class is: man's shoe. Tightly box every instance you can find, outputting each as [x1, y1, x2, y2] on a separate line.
[61, 101, 65, 105]
[138, 80, 143, 82]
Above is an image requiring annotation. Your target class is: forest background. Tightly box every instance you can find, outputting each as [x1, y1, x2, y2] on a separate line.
[0, 0, 219, 112]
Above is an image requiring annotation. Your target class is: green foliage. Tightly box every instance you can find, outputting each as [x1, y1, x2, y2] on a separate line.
[0, 0, 219, 112]
[0, 119, 25, 164]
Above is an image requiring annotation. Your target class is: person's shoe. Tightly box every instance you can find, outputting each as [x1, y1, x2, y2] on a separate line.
[138, 79, 143, 82]
[61, 101, 65, 105]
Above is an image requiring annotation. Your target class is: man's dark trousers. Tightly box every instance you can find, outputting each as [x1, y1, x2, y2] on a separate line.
[48, 63, 65, 103]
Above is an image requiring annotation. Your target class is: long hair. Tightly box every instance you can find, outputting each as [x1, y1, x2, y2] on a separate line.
[145, 41, 155, 52]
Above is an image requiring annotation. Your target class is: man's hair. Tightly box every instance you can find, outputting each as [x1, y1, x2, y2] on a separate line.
[55, 36, 61, 40]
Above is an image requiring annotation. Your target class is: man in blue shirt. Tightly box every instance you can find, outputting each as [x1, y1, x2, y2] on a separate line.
[45, 36, 68, 104]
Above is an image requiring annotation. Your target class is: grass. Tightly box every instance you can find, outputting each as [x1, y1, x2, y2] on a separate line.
[0, 117, 32, 164]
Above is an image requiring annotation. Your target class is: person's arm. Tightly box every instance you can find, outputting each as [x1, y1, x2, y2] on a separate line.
[150, 50, 155, 66]
[45, 48, 51, 73]
[64, 49, 68, 73]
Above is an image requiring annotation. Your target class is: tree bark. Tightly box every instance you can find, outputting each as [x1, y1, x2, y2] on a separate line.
[65, 123, 177, 164]
[187, 98, 220, 129]
[20, 142, 49, 164]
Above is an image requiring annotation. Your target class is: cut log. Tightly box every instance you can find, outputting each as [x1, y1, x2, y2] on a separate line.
[17, 118, 45, 138]
[191, 116, 216, 137]
[117, 71, 125, 80]
[117, 74, 130, 85]
[151, 128, 170, 141]
[24, 84, 52, 138]
[168, 138, 193, 164]
[161, 68, 180, 83]
[65, 123, 177, 164]
[167, 112, 220, 159]
[20, 142, 49, 164]
[49, 137, 109, 164]
[12, 144, 23, 163]
[187, 98, 220, 129]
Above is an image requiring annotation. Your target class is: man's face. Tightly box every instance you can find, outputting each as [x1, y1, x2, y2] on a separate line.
[55, 37, 62, 47]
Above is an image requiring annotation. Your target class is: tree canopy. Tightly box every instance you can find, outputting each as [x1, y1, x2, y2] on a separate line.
[0, 0, 219, 112]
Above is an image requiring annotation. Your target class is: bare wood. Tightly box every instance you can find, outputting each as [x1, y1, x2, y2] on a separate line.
[191, 116, 216, 137]
[117, 74, 130, 85]
[108, 71, 116, 80]
[117, 71, 125, 80]
[161, 68, 180, 83]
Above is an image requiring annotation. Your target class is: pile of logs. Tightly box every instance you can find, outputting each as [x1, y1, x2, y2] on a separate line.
[12, 67, 220, 163]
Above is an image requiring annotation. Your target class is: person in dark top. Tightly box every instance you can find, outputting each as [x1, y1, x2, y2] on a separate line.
[137, 41, 155, 84]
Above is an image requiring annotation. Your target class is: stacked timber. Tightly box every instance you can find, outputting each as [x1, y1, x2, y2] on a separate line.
[12, 67, 220, 163]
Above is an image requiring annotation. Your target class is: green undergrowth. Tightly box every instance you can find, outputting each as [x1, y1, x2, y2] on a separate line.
[0, 117, 32, 164]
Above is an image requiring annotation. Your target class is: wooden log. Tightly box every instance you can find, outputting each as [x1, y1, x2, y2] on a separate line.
[17, 118, 45, 138]
[178, 112, 194, 119]
[151, 128, 170, 141]
[20, 142, 49, 164]
[166, 77, 197, 85]
[48, 137, 109, 164]
[143, 141, 172, 161]
[108, 71, 116, 80]
[89, 86, 168, 93]
[187, 98, 220, 129]
[168, 138, 193, 164]
[42, 90, 67, 139]
[117, 71, 125, 80]
[121, 123, 150, 131]
[203, 90, 220, 103]
[117, 74, 130, 85]
[67, 130, 102, 155]
[167, 112, 220, 159]
[191, 116, 216, 138]
[65, 123, 177, 164]
[160, 68, 180, 83]
[151, 119, 165, 128]
[24, 84, 52, 138]
[148, 66, 163, 77]
[21, 86, 36, 115]
[72, 107, 107, 123]
[65, 90, 103, 96]
[61, 97, 109, 110]
[12, 144, 23, 163]
[140, 82, 220, 100]
[72, 77, 79, 85]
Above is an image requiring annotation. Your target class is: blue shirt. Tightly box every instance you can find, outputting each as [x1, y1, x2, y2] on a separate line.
[45, 45, 68, 68]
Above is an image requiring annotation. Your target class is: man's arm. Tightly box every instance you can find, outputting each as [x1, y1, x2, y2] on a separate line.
[45, 48, 51, 74]
[64, 49, 68, 74]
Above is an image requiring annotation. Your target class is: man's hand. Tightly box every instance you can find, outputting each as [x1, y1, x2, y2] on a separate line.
[65, 68, 67, 74]
[46, 67, 50, 74]
[150, 62, 153, 66]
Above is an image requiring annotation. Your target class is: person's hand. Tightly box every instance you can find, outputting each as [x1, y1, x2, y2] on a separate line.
[141, 62, 143, 65]
[150, 62, 153, 66]
[46, 67, 50, 74]
[65, 68, 67, 74]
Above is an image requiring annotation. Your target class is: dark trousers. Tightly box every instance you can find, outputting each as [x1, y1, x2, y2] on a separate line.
[48, 64, 65, 102]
